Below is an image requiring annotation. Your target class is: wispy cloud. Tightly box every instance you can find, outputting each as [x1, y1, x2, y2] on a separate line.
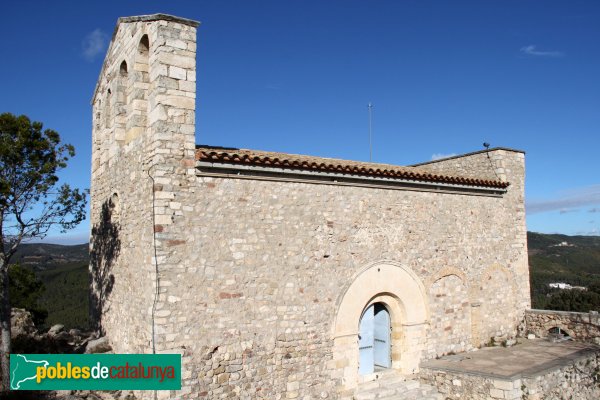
[520, 45, 564, 58]
[559, 208, 579, 214]
[82, 29, 108, 62]
[431, 153, 457, 161]
[265, 83, 281, 90]
[527, 184, 600, 215]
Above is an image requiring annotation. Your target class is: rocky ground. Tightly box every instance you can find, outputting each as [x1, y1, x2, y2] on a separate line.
[2, 309, 135, 400]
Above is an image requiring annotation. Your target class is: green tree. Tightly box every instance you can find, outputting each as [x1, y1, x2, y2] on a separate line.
[545, 290, 600, 313]
[8, 264, 47, 326]
[0, 113, 86, 391]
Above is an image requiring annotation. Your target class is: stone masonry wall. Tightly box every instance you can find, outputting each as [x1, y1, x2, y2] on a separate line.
[420, 351, 600, 400]
[420, 368, 525, 400]
[522, 351, 600, 400]
[92, 14, 530, 399]
[524, 309, 600, 340]
[90, 14, 198, 354]
[426, 274, 472, 358]
[415, 149, 530, 347]
[156, 149, 528, 398]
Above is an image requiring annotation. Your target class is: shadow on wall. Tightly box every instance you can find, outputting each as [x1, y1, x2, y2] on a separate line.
[89, 197, 121, 334]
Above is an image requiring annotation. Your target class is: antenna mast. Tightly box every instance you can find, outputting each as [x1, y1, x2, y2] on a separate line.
[368, 102, 373, 162]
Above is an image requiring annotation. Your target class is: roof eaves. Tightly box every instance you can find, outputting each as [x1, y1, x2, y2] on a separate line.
[195, 147, 510, 189]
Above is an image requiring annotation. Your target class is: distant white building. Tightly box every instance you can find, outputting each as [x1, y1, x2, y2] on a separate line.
[549, 283, 587, 290]
[549, 283, 571, 289]
[551, 241, 574, 247]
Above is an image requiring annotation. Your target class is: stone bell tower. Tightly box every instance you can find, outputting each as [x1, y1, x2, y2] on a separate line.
[90, 14, 199, 352]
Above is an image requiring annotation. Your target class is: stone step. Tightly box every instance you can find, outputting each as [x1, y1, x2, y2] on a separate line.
[400, 384, 444, 400]
[354, 380, 425, 399]
[354, 373, 443, 400]
[356, 371, 406, 392]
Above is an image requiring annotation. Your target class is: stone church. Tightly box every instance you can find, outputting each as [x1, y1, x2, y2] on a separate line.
[90, 14, 529, 399]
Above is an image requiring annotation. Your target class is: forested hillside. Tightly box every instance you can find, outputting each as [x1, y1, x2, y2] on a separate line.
[11, 243, 89, 330]
[528, 232, 600, 311]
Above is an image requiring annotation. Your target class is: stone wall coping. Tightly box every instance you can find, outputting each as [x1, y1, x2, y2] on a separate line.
[118, 13, 200, 27]
[421, 345, 599, 380]
[421, 364, 522, 381]
[527, 309, 599, 317]
[410, 147, 526, 167]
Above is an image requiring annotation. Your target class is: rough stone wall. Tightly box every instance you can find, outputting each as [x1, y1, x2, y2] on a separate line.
[90, 14, 198, 354]
[420, 369, 524, 400]
[524, 309, 600, 340]
[478, 266, 519, 343]
[91, 14, 530, 399]
[415, 149, 529, 347]
[420, 351, 600, 400]
[412, 149, 513, 181]
[426, 274, 472, 358]
[157, 156, 527, 398]
[522, 352, 600, 400]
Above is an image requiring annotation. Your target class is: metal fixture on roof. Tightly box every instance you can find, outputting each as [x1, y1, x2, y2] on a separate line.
[368, 102, 373, 162]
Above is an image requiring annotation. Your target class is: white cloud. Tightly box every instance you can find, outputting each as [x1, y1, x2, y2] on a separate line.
[82, 29, 108, 62]
[431, 153, 457, 161]
[527, 184, 600, 215]
[520, 45, 564, 58]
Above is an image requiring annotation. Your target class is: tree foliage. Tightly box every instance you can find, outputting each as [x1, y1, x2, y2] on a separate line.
[0, 113, 87, 254]
[544, 289, 600, 312]
[8, 264, 48, 326]
[0, 112, 87, 391]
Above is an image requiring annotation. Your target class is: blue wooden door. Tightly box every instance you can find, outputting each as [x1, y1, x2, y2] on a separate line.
[373, 304, 391, 368]
[358, 305, 374, 375]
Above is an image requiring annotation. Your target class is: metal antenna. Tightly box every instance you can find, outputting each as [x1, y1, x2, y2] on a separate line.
[368, 102, 373, 162]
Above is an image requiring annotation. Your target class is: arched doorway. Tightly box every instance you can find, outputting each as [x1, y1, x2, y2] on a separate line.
[331, 262, 429, 391]
[359, 302, 391, 375]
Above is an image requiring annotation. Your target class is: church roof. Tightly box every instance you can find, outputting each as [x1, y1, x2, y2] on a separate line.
[195, 146, 510, 189]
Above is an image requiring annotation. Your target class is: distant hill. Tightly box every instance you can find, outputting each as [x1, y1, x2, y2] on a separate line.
[528, 232, 600, 284]
[528, 232, 600, 311]
[10, 243, 90, 330]
[12, 243, 88, 271]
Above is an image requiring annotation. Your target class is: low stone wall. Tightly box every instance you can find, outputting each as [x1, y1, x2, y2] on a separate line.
[524, 309, 600, 340]
[420, 369, 524, 400]
[521, 352, 600, 400]
[420, 351, 600, 400]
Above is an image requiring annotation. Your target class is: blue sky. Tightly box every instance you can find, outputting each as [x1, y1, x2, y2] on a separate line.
[1, 1, 599, 243]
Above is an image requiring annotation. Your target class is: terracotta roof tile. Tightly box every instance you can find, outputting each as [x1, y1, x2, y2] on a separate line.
[195, 146, 509, 189]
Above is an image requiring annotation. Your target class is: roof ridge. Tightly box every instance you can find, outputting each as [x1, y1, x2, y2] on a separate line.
[196, 145, 423, 170]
